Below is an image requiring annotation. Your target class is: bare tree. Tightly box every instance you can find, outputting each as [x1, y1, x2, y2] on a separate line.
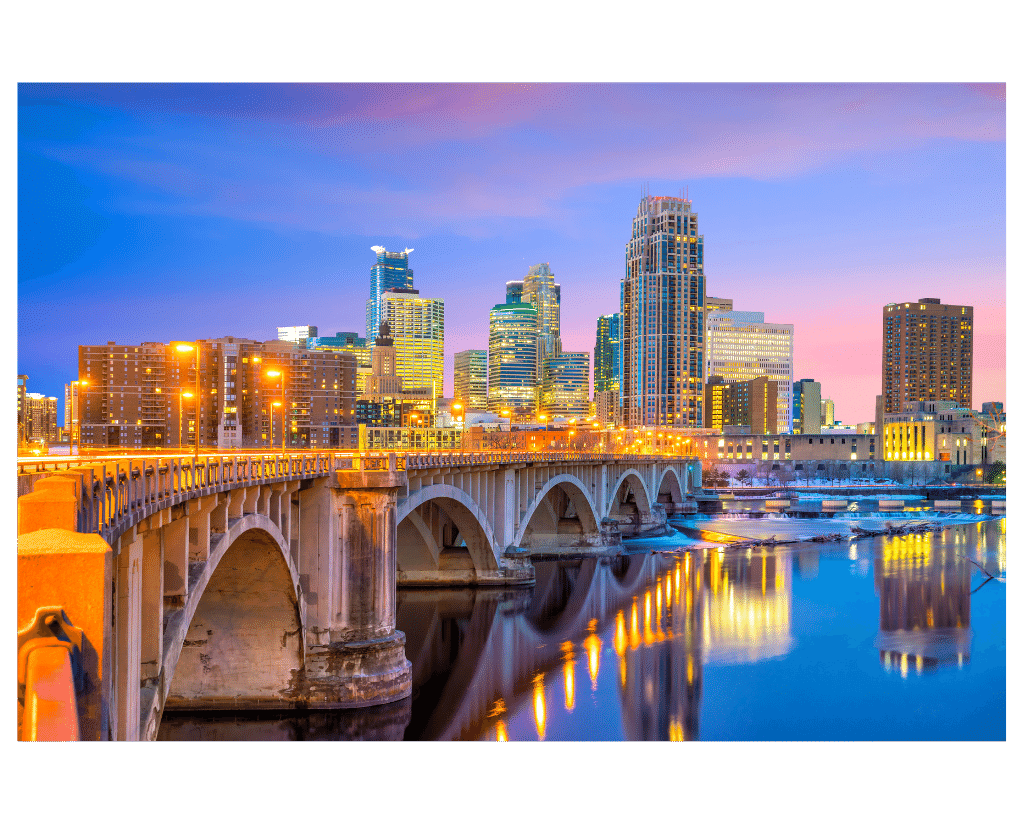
[778, 468, 796, 489]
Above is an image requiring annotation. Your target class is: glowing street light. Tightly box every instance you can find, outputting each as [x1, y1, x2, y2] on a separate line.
[173, 342, 200, 462]
[265, 368, 286, 454]
[179, 390, 194, 452]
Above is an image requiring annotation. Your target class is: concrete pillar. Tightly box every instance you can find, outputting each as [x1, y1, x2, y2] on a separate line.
[140, 528, 163, 686]
[187, 495, 218, 564]
[114, 534, 143, 741]
[297, 466, 411, 709]
[163, 513, 189, 606]
[17, 529, 113, 741]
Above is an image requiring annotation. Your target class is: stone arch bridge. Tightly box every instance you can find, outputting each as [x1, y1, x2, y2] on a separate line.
[16, 450, 700, 740]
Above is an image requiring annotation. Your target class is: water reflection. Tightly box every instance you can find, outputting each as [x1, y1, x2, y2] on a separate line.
[159, 519, 1005, 741]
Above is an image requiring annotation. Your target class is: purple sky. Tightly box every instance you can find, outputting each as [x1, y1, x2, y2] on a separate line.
[17, 83, 1005, 424]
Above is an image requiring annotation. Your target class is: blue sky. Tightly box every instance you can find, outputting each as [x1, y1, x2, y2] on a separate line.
[17, 83, 1005, 423]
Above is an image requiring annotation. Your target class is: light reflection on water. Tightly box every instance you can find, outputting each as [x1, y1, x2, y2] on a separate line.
[158, 516, 1006, 742]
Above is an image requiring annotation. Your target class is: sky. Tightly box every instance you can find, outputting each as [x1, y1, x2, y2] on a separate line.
[16, 82, 1006, 424]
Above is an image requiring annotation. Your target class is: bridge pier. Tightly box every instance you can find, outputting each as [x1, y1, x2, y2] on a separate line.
[285, 465, 412, 709]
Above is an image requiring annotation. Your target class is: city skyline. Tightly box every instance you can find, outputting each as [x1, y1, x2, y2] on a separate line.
[18, 83, 1006, 423]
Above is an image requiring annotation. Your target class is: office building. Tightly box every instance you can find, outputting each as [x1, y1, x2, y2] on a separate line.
[65, 381, 83, 445]
[882, 298, 973, 415]
[706, 296, 733, 313]
[522, 263, 562, 368]
[23, 391, 59, 445]
[704, 376, 778, 434]
[379, 288, 445, 398]
[540, 352, 590, 418]
[505, 280, 524, 304]
[488, 302, 538, 414]
[308, 331, 372, 394]
[594, 313, 622, 394]
[622, 192, 705, 427]
[706, 310, 794, 433]
[792, 379, 822, 435]
[277, 325, 318, 345]
[78, 338, 357, 450]
[454, 350, 488, 410]
[821, 398, 835, 428]
[366, 246, 415, 341]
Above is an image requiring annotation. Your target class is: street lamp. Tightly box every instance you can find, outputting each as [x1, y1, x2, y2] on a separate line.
[410, 412, 419, 451]
[452, 401, 464, 430]
[173, 343, 200, 462]
[76, 379, 89, 455]
[271, 400, 282, 451]
[265, 368, 286, 455]
[179, 390, 194, 452]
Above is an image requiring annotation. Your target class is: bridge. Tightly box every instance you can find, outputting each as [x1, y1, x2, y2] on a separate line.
[16, 449, 701, 740]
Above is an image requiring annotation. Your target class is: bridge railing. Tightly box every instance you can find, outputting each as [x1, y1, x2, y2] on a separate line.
[37, 453, 335, 544]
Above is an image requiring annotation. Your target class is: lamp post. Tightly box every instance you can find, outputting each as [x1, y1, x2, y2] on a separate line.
[76, 379, 89, 456]
[452, 401, 464, 430]
[500, 409, 512, 453]
[179, 390, 194, 453]
[173, 343, 200, 463]
[271, 401, 282, 452]
[265, 368, 286, 455]
[409, 412, 418, 451]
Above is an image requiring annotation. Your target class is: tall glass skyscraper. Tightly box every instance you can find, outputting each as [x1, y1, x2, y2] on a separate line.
[540, 352, 590, 418]
[488, 303, 538, 413]
[594, 313, 622, 393]
[523, 263, 561, 367]
[454, 349, 488, 410]
[622, 193, 705, 427]
[366, 246, 414, 341]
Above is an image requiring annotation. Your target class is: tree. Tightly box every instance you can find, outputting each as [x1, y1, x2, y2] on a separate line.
[719, 469, 732, 488]
[777, 468, 796, 489]
[735, 468, 752, 486]
[985, 460, 1005, 484]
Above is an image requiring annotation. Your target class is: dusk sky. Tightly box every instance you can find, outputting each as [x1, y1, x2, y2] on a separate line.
[17, 83, 1005, 424]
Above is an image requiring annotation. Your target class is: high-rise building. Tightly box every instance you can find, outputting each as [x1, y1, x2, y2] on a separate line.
[366, 246, 414, 341]
[540, 352, 590, 418]
[706, 296, 733, 313]
[379, 288, 445, 398]
[882, 298, 973, 415]
[704, 376, 778, 434]
[792, 378, 822, 435]
[505, 280, 524, 304]
[594, 313, 622, 394]
[622, 192, 705, 427]
[820, 398, 835, 428]
[65, 381, 83, 445]
[308, 331, 372, 395]
[78, 338, 357, 450]
[23, 392, 59, 445]
[706, 310, 794, 433]
[523, 263, 562, 369]
[277, 325, 318, 345]
[454, 350, 488, 410]
[488, 302, 538, 414]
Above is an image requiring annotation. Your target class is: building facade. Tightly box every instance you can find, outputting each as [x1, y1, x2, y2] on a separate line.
[454, 349, 488, 411]
[792, 378, 822, 435]
[78, 338, 357, 451]
[307, 331, 372, 395]
[522, 263, 562, 370]
[277, 325, 318, 345]
[379, 288, 444, 398]
[706, 310, 794, 434]
[366, 246, 415, 342]
[704, 376, 778, 434]
[540, 352, 590, 418]
[882, 298, 973, 415]
[17, 374, 28, 445]
[488, 302, 538, 414]
[23, 392, 59, 446]
[622, 193, 705, 427]
[594, 312, 622, 394]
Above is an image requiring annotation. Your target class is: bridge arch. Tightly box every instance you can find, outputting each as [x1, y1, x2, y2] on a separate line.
[164, 514, 303, 710]
[396, 485, 500, 583]
[606, 469, 654, 524]
[656, 467, 685, 510]
[515, 474, 601, 549]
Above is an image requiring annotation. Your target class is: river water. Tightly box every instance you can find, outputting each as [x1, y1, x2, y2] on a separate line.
[159, 499, 1006, 741]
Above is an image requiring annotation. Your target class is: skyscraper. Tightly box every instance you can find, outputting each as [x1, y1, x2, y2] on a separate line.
[522, 263, 562, 368]
[882, 298, 973, 415]
[792, 378, 822, 435]
[622, 192, 705, 427]
[454, 350, 488, 410]
[488, 302, 538, 414]
[365, 246, 414, 341]
[706, 310, 794, 433]
[594, 313, 622, 393]
[540, 352, 590, 418]
[379, 288, 445, 398]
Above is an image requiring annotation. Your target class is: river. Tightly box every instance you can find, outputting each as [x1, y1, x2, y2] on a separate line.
[158, 500, 1005, 741]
